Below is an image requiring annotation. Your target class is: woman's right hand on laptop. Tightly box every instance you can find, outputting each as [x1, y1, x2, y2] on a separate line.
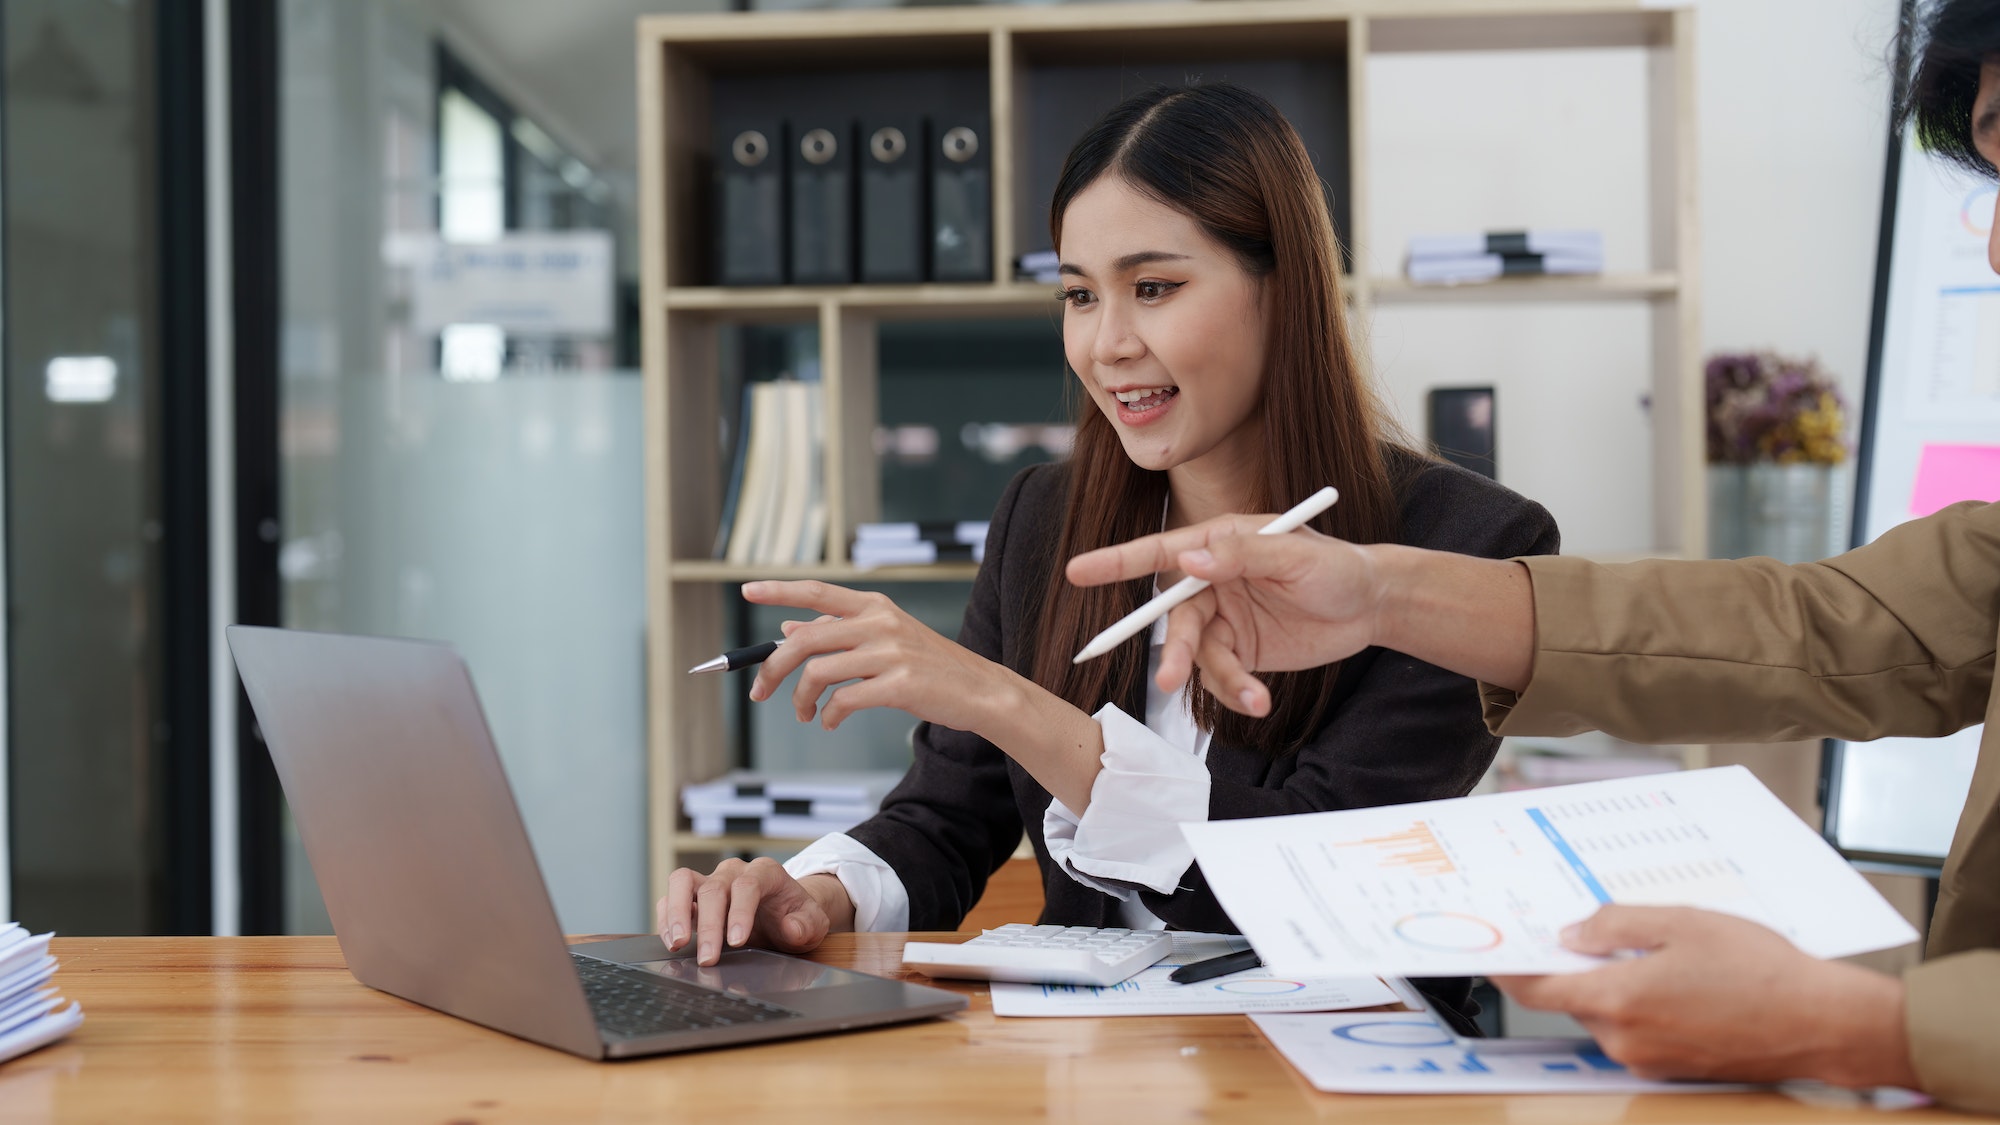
[658, 857, 856, 966]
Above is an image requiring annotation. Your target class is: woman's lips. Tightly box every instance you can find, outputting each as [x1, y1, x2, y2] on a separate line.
[1112, 386, 1179, 428]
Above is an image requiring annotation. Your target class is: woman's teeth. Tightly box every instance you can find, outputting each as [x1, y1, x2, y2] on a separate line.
[1113, 387, 1178, 411]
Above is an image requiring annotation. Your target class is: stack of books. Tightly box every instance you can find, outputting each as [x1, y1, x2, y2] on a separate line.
[1405, 229, 1603, 286]
[716, 380, 827, 565]
[0, 923, 82, 1065]
[1016, 249, 1060, 283]
[851, 521, 988, 570]
[682, 770, 906, 838]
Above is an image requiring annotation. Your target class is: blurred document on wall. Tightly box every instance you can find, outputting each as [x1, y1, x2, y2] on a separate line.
[402, 230, 614, 335]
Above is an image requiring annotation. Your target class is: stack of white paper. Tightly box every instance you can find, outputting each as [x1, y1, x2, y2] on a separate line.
[682, 769, 904, 838]
[851, 522, 988, 570]
[991, 932, 1394, 1018]
[1405, 229, 1604, 286]
[0, 923, 82, 1066]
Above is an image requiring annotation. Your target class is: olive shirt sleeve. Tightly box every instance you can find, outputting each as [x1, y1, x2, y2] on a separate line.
[1480, 500, 2000, 1114]
[1137, 462, 1563, 932]
[1479, 500, 1996, 744]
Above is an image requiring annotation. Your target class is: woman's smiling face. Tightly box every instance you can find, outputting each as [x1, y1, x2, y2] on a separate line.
[1058, 175, 1270, 481]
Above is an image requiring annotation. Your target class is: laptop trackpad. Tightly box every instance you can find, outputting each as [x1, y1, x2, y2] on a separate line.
[635, 948, 874, 998]
[574, 937, 882, 999]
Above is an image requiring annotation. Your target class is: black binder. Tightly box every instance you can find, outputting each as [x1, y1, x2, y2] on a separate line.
[859, 119, 927, 284]
[789, 120, 855, 285]
[716, 122, 787, 286]
[930, 119, 990, 283]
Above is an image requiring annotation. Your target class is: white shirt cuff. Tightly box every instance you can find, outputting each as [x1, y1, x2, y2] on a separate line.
[1042, 704, 1211, 898]
[782, 832, 910, 932]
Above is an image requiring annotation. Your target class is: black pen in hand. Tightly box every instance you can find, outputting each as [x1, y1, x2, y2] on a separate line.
[686, 639, 782, 675]
[1168, 948, 1262, 984]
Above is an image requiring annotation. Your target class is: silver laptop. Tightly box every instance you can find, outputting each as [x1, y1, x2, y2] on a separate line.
[227, 625, 965, 1059]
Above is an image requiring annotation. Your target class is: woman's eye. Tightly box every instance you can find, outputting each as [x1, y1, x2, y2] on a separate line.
[1135, 280, 1182, 301]
[1057, 287, 1096, 309]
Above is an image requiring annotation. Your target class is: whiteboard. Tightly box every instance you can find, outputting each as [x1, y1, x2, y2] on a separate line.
[1822, 128, 1997, 871]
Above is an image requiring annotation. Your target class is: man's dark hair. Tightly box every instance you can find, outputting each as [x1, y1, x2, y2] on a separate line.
[1901, 0, 2000, 177]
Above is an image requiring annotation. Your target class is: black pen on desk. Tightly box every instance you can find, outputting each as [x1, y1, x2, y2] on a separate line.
[687, 639, 782, 675]
[1168, 948, 1262, 985]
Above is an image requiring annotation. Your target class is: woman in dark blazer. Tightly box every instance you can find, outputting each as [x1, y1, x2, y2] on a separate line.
[659, 83, 1557, 1031]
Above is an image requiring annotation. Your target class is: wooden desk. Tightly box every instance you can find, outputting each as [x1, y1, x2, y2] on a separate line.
[0, 935, 1978, 1123]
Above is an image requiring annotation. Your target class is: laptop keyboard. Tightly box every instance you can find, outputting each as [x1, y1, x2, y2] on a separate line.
[570, 952, 803, 1040]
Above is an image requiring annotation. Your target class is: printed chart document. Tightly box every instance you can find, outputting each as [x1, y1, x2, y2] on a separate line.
[1251, 1011, 1750, 1095]
[990, 932, 1393, 1017]
[1182, 767, 1918, 977]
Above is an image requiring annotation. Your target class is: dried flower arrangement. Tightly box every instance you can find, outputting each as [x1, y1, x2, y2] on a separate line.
[1705, 351, 1850, 465]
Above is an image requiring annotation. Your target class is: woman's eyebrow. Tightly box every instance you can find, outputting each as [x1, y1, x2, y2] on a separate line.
[1057, 251, 1192, 278]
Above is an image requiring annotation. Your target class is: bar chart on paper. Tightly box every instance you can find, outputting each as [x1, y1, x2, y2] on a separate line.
[1183, 767, 1919, 978]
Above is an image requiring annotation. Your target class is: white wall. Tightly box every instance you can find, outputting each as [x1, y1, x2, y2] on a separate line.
[1361, 0, 1897, 555]
[1697, 0, 1899, 408]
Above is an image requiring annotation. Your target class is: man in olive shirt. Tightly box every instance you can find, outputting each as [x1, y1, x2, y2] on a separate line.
[1066, 2, 2000, 1109]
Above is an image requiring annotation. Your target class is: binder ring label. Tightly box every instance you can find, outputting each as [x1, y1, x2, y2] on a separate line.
[731, 130, 769, 167]
[801, 128, 839, 166]
[941, 126, 979, 164]
[869, 127, 907, 164]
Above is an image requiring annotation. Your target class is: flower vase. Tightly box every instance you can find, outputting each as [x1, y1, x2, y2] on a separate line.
[1707, 464, 1850, 563]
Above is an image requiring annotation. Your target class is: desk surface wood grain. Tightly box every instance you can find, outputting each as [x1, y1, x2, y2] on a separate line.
[0, 935, 1977, 1123]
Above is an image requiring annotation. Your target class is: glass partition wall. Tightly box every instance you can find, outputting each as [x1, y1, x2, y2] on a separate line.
[276, 0, 682, 934]
[2, 0, 189, 935]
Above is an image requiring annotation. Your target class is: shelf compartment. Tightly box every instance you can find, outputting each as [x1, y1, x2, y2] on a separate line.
[1368, 9, 1672, 54]
[665, 282, 1061, 317]
[671, 561, 981, 584]
[1370, 271, 1678, 303]
[672, 832, 817, 852]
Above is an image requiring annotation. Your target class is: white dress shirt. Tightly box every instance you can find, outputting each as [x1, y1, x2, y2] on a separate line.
[784, 616, 1213, 931]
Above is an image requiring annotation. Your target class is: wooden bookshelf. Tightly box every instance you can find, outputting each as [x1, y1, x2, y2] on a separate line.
[638, 0, 1701, 897]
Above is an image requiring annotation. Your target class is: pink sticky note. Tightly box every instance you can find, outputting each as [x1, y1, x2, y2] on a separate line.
[1910, 444, 2000, 517]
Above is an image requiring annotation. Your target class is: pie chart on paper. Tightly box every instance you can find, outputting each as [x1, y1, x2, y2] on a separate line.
[1392, 912, 1504, 953]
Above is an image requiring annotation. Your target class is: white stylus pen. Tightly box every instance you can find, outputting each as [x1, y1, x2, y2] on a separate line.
[1071, 486, 1340, 665]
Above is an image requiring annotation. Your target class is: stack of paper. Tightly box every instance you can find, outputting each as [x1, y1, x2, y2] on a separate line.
[682, 770, 905, 838]
[1016, 249, 1060, 283]
[1406, 229, 1603, 286]
[0, 923, 82, 1066]
[991, 932, 1393, 1018]
[851, 521, 988, 570]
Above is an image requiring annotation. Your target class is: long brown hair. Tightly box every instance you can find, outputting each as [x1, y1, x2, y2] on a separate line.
[1030, 83, 1406, 753]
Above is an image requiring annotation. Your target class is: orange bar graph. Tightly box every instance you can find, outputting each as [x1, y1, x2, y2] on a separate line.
[1335, 821, 1457, 877]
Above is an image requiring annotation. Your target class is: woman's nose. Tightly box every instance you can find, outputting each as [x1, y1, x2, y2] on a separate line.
[1090, 305, 1145, 366]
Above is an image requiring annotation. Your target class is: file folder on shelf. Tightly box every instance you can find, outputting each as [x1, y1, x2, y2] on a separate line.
[860, 118, 928, 284]
[790, 120, 856, 286]
[930, 119, 990, 282]
[716, 121, 787, 286]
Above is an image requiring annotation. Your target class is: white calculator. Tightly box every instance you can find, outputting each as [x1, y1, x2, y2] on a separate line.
[901, 924, 1174, 987]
